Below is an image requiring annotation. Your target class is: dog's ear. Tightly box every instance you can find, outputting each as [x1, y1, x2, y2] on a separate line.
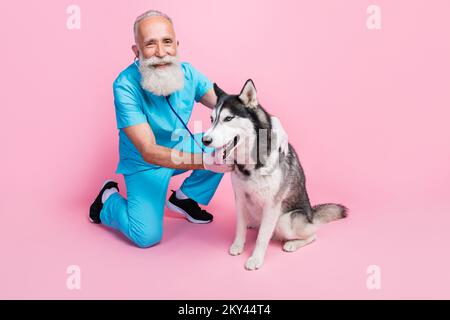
[213, 83, 227, 99]
[238, 79, 258, 109]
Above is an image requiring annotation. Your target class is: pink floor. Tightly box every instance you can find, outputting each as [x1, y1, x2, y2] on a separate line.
[2, 0, 450, 299]
[1, 171, 450, 299]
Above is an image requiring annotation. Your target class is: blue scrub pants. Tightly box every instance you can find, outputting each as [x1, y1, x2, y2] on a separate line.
[99, 133, 223, 248]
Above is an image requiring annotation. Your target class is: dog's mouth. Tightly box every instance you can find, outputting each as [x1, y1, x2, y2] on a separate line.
[215, 136, 240, 160]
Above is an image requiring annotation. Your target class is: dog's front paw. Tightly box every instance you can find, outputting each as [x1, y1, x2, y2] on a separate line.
[245, 256, 263, 270]
[229, 242, 244, 256]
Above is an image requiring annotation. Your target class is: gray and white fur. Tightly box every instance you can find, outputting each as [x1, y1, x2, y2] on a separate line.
[203, 79, 348, 270]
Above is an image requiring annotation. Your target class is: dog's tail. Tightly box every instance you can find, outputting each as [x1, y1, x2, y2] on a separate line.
[313, 203, 348, 224]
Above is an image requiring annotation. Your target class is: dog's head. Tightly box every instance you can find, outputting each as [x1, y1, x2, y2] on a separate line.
[202, 79, 267, 161]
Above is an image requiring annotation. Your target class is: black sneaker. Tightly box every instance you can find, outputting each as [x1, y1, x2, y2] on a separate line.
[89, 180, 119, 224]
[166, 190, 213, 224]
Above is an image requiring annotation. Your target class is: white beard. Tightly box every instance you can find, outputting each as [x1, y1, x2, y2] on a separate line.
[138, 53, 184, 96]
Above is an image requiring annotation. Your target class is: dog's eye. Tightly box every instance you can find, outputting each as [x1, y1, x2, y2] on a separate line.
[223, 116, 234, 122]
[210, 116, 213, 123]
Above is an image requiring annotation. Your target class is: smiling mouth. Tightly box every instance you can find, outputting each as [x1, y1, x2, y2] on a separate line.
[217, 136, 239, 160]
[153, 63, 170, 68]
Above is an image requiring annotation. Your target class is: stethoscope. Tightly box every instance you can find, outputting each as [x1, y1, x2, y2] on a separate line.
[134, 56, 206, 153]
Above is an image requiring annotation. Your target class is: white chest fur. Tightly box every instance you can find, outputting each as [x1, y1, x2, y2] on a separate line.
[230, 166, 306, 241]
[231, 167, 283, 214]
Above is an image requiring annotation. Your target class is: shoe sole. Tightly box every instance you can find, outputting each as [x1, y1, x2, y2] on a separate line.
[89, 179, 115, 223]
[166, 201, 212, 224]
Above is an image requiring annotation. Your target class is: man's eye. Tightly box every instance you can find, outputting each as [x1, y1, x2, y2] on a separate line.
[223, 116, 234, 122]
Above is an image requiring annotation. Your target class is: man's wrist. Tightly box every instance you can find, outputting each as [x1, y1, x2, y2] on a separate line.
[201, 154, 206, 170]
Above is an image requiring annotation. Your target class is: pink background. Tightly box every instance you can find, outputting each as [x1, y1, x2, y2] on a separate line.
[1, 0, 450, 299]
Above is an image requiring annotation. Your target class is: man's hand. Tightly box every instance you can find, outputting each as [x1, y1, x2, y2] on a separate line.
[271, 116, 289, 155]
[202, 151, 234, 173]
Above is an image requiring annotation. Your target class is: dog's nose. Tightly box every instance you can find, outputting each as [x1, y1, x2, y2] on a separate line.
[202, 135, 212, 146]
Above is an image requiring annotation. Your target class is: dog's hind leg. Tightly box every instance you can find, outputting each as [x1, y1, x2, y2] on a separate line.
[283, 234, 317, 252]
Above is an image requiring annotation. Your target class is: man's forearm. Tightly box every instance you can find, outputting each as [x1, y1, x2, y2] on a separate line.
[142, 144, 204, 170]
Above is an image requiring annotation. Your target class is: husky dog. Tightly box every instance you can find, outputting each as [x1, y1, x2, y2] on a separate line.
[202, 79, 348, 270]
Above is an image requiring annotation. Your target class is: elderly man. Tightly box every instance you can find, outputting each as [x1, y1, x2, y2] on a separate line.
[89, 10, 287, 248]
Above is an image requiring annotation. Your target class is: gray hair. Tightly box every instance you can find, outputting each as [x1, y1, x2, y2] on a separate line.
[133, 10, 173, 43]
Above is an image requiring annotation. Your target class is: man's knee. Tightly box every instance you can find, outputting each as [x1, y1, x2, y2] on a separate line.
[130, 227, 163, 248]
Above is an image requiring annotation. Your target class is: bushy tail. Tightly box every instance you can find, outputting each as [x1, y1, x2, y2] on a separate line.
[313, 203, 348, 224]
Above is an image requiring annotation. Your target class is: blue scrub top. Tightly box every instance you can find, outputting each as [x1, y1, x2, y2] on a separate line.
[113, 61, 213, 175]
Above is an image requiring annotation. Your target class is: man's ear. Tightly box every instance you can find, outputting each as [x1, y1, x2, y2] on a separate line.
[238, 79, 258, 108]
[132, 44, 139, 59]
[213, 83, 227, 99]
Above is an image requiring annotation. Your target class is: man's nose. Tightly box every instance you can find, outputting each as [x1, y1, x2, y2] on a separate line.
[202, 135, 212, 146]
[155, 43, 166, 57]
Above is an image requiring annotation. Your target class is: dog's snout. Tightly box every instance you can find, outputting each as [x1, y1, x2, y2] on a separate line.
[202, 135, 212, 146]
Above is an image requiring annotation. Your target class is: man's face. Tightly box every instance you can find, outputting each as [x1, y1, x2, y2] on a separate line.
[134, 15, 184, 96]
[136, 16, 177, 63]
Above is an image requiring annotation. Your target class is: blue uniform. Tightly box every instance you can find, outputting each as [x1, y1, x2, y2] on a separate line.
[100, 61, 223, 248]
